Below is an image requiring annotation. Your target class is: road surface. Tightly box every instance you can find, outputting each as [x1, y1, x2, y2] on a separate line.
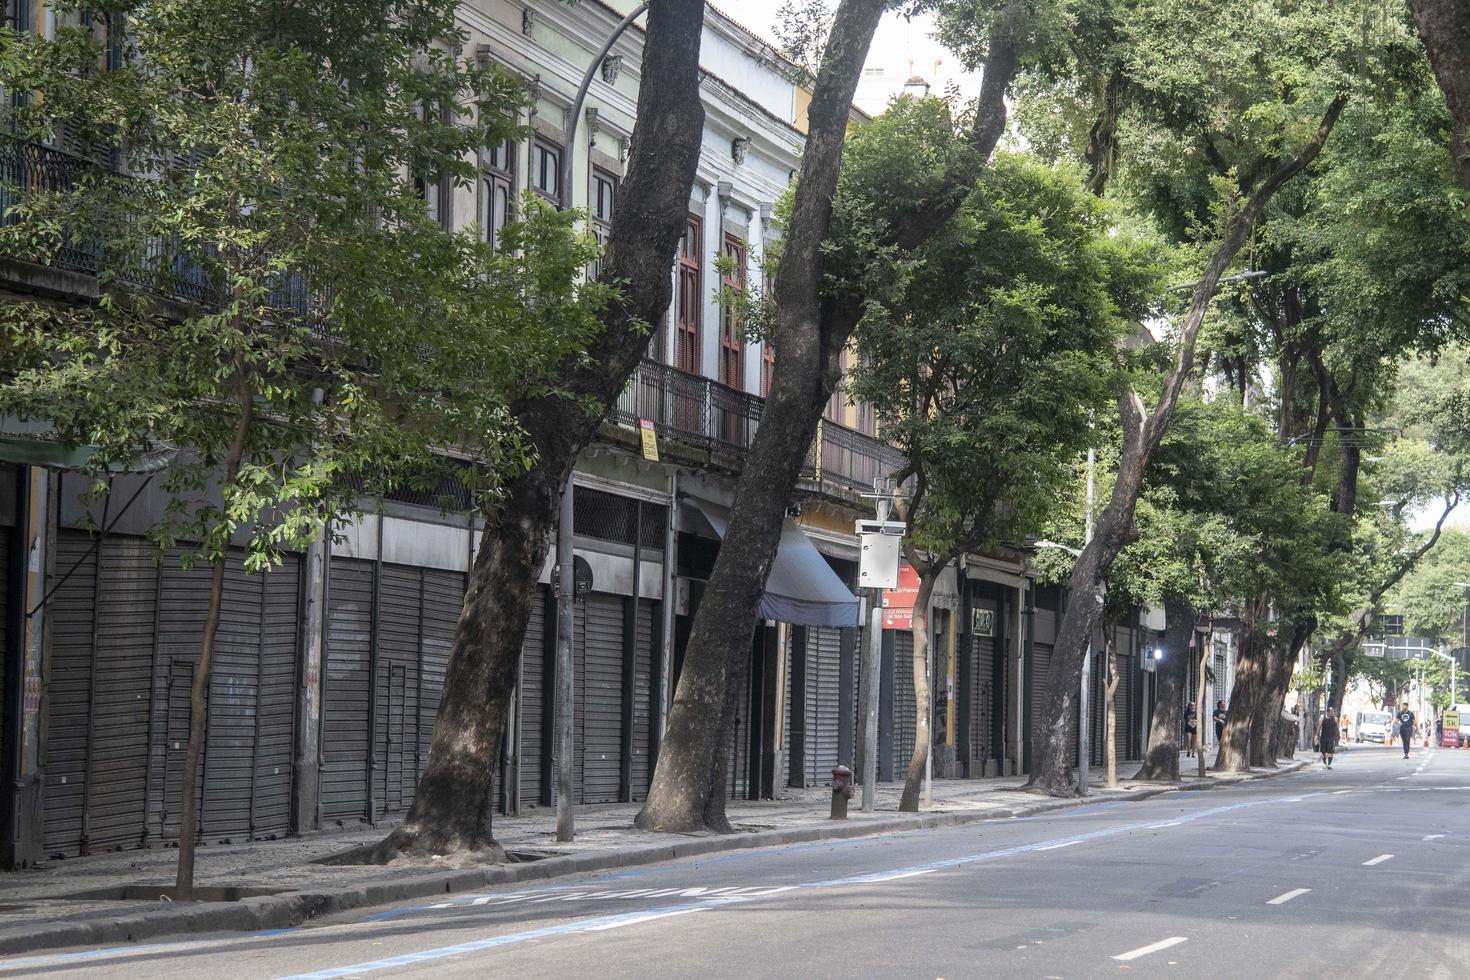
[5, 744, 1468, 978]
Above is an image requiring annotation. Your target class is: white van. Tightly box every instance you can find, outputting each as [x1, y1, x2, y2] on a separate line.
[1355, 710, 1392, 744]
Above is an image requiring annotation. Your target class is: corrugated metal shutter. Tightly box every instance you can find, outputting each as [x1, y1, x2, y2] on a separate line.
[519, 590, 548, 806]
[1091, 642, 1107, 767]
[1114, 651, 1134, 763]
[44, 531, 98, 856]
[970, 633, 995, 765]
[254, 562, 297, 839]
[807, 627, 841, 785]
[321, 557, 373, 824]
[726, 641, 752, 800]
[418, 568, 463, 804]
[1029, 641, 1054, 758]
[632, 598, 655, 799]
[199, 554, 263, 843]
[580, 593, 623, 804]
[161, 659, 199, 841]
[892, 631, 916, 781]
[376, 565, 421, 821]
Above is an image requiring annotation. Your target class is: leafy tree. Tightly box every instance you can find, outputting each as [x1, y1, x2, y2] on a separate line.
[1389, 529, 1470, 645]
[848, 146, 1157, 809]
[0, 0, 608, 889]
[642, 0, 1038, 834]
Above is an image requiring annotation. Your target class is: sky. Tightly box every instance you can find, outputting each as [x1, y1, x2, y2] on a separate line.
[720, 1, 983, 116]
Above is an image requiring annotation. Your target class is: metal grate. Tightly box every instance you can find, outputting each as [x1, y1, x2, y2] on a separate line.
[573, 487, 666, 548]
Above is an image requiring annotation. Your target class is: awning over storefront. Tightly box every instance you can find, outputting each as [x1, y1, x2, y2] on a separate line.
[682, 497, 860, 628]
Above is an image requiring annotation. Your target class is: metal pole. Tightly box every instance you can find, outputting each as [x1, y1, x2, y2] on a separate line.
[550, 0, 649, 849]
[1078, 444, 1095, 795]
[862, 598, 881, 811]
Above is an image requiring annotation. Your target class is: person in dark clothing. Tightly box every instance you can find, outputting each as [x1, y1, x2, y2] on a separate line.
[1213, 700, 1227, 743]
[1184, 702, 1199, 758]
[1318, 709, 1340, 768]
[1437, 716, 1443, 744]
[1396, 703, 1416, 758]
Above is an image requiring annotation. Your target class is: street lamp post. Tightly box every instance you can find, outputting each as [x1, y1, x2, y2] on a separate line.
[551, 1, 649, 845]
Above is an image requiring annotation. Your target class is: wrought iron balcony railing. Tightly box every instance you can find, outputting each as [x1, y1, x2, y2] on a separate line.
[609, 358, 905, 498]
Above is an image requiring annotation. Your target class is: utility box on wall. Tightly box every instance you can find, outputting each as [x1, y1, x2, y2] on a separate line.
[856, 519, 905, 590]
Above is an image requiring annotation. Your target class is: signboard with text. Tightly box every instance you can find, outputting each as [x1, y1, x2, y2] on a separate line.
[1442, 710, 1461, 747]
[881, 564, 920, 630]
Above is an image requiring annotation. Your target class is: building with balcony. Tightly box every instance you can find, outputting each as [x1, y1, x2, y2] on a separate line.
[0, 0, 1159, 869]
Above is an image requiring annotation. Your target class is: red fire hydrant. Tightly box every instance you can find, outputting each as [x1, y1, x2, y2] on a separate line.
[830, 765, 854, 820]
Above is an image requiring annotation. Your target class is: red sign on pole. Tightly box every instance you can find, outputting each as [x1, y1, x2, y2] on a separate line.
[881, 564, 920, 630]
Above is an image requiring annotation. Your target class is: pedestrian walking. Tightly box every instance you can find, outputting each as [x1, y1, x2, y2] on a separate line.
[1318, 709, 1339, 768]
[1213, 699, 1227, 744]
[1184, 702, 1199, 758]
[1396, 703, 1416, 759]
[1436, 716, 1443, 744]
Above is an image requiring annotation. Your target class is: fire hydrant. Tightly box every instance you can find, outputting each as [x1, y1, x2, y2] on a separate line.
[830, 765, 854, 820]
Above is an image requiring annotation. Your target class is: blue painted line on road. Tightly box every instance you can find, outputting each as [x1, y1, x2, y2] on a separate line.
[282, 789, 1326, 979]
[280, 897, 757, 979]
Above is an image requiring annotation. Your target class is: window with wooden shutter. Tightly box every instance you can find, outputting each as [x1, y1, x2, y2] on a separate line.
[676, 214, 701, 374]
[719, 234, 745, 390]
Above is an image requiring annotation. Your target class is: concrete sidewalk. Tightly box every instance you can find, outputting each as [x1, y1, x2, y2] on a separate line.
[0, 757, 1308, 956]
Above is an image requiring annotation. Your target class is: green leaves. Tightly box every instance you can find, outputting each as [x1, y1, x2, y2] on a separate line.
[846, 141, 1162, 563]
[0, 0, 606, 571]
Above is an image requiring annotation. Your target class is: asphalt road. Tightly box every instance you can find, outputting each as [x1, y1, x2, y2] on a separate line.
[5, 744, 1469, 979]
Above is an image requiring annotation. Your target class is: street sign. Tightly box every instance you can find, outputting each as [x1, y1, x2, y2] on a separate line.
[1442, 709, 1461, 747]
[551, 555, 594, 601]
[881, 564, 920, 630]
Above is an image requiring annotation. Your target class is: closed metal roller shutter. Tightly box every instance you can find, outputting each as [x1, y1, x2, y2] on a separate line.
[892, 631, 916, 781]
[519, 590, 548, 806]
[726, 641, 752, 800]
[970, 633, 995, 765]
[1114, 651, 1134, 762]
[1028, 641, 1054, 757]
[154, 553, 217, 843]
[375, 565, 422, 820]
[201, 555, 263, 843]
[89, 537, 158, 853]
[580, 593, 623, 804]
[632, 598, 655, 799]
[417, 568, 463, 807]
[43, 531, 98, 856]
[807, 627, 842, 785]
[321, 557, 373, 824]
[253, 562, 298, 839]
[1091, 642, 1107, 767]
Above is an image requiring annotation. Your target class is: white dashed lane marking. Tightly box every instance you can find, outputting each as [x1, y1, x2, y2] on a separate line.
[1363, 854, 1394, 866]
[1113, 937, 1189, 961]
[1266, 888, 1310, 905]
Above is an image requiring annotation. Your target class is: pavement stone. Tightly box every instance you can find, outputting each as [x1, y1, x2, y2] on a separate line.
[0, 753, 1309, 957]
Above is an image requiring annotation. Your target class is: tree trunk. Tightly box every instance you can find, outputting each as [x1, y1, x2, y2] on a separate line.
[1104, 631, 1119, 788]
[635, 0, 888, 834]
[175, 381, 253, 900]
[899, 571, 938, 811]
[1215, 628, 1270, 773]
[1132, 597, 1193, 782]
[1410, 0, 1470, 192]
[1328, 648, 1348, 716]
[1025, 96, 1346, 798]
[363, 0, 707, 862]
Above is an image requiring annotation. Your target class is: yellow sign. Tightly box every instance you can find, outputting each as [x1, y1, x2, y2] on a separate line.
[1445, 710, 1460, 731]
[638, 418, 659, 462]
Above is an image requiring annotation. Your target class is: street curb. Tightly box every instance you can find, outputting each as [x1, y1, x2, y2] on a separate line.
[0, 761, 1307, 957]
